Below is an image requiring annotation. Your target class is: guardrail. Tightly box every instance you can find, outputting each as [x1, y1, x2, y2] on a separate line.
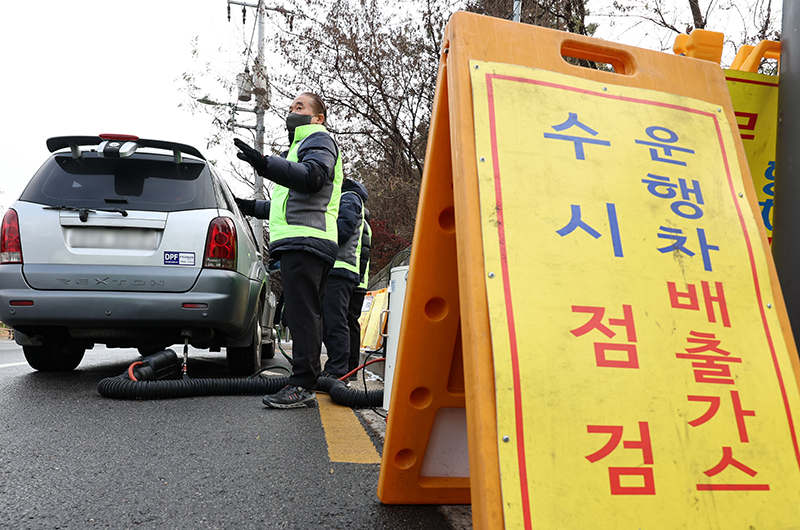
[367, 247, 411, 292]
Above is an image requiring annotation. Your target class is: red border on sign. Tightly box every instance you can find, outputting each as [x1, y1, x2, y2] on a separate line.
[725, 75, 779, 88]
[484, 72, 800, 529]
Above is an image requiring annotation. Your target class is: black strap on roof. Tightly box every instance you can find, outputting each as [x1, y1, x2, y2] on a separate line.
[136, 139, 205, 161]
[46, 136, 102, 154]
[45, 136, 206, 161]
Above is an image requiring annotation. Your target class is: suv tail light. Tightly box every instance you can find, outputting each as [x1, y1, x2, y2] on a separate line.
[203, 217, 237, 270]
[1, 209, 22, 264]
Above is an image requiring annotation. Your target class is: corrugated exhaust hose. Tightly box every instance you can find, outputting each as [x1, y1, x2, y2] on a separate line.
[97, 349, 383, 408]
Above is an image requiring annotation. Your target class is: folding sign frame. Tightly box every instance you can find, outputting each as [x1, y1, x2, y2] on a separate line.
[378, 12, 800, 530]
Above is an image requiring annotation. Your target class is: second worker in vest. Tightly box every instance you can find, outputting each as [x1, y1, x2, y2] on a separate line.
[320, 179, 368, 381]
[233, 92, 342, 409]
[347, 209, 371, 380]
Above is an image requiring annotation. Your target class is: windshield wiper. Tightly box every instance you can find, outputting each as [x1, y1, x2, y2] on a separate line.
[43, 205, 128, 222]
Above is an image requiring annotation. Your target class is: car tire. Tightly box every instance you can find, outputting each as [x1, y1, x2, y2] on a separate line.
[138, 346, 169, 357]
[227, 299, 263, 376]
[261, 339, 275, 360]
[23, 340, 85, 371]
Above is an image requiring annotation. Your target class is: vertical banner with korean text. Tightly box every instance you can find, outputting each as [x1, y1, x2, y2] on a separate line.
[726, 70, 779, 242]
[471, 61, 800, 528]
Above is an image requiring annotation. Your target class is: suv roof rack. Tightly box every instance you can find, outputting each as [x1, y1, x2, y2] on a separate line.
[46, 135, 206, 163]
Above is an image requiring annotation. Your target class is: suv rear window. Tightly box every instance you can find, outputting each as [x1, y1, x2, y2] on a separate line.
[20, 152, 217, 212]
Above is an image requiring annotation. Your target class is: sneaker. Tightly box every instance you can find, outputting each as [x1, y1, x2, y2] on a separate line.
[262, 385, 317, 409]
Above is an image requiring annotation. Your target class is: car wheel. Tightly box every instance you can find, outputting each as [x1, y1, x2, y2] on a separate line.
[227, 299, 263, 376]
[138, 346, 169, 357]
[23, 340, 85, 371]
[261, 339, 275, 360]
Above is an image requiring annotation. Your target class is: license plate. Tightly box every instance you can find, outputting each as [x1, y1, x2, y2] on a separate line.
[67, 227, 158, 250]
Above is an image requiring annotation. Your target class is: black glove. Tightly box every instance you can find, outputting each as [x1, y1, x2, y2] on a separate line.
[234, 197, 256, 216]
[234, 138, 268, 175]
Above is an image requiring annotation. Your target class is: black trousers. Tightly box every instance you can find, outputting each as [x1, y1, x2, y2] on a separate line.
[322, 274, 357, 376]
[281, 250, 331, 391]
[347, 288, 367, 373]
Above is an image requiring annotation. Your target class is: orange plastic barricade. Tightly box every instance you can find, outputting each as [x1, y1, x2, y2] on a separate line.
[378, 11, 800, 530]
[739, 40, 781, 73]
[671, 29, 724, 63]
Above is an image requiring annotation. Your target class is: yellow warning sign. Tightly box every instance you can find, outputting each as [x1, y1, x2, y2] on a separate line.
[725, 70, 778, 242]
[471, 60, 800, 528]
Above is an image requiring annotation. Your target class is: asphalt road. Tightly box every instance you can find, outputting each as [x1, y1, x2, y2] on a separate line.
[0, 340, 469, 529]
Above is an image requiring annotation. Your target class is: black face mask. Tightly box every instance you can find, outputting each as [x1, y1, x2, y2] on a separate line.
[286, 112, 314, 143]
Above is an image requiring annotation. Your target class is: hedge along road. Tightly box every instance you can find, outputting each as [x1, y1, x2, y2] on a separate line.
[0, 341, 458, 529]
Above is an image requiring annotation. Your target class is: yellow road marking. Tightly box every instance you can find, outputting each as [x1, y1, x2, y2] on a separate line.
[318, 393, 381, 463]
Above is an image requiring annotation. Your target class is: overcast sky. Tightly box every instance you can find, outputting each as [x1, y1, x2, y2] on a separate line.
[0, 1, 780, 212]
[0, 0, 259, 211]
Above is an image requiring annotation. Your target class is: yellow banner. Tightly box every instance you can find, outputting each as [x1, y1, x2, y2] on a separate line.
[471, 60, 800, 528]
[358, 291, 376, 345]
[725, 70, 779, 242]
[361, 288, 388, 351]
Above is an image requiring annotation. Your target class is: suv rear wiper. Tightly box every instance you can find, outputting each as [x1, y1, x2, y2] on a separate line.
[43, 205, 129, 222]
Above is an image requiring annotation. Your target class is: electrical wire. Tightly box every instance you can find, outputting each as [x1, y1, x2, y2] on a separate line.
[363, 352, 388, 418]
[273, 324, 293, 363]
[242, 0, 261, 67]
[355, 246, 412, 418]
[248, 365, 292, 379]
[339, 357, 385, 382]
[333, 354, 388, 418]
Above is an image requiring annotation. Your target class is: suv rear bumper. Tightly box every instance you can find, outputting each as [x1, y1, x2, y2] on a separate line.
[0, 265, 261, 340]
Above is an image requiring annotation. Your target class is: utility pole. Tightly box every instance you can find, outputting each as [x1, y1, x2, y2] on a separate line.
[254, 5, 266, 204]
[773, 0, 800, 340]
[228, 0, 269, 256]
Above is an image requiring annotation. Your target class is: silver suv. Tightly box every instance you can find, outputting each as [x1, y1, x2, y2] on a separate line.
[0, 134, 275, 374]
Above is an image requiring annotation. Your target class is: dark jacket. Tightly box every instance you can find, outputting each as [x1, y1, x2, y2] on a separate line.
[357, 217, 372, 290]
[245, 130, 341, 264]
[330, 179, 368, 281]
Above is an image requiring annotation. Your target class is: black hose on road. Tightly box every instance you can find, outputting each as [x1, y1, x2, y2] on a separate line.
[97, 350, 384, 408]
[97, 374, 289, 400]
[316, 376, 384, 408]
[98, 374, 384, 407]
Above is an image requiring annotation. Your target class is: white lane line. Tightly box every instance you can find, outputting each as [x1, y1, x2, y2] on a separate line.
[0, 362, 28, 369]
